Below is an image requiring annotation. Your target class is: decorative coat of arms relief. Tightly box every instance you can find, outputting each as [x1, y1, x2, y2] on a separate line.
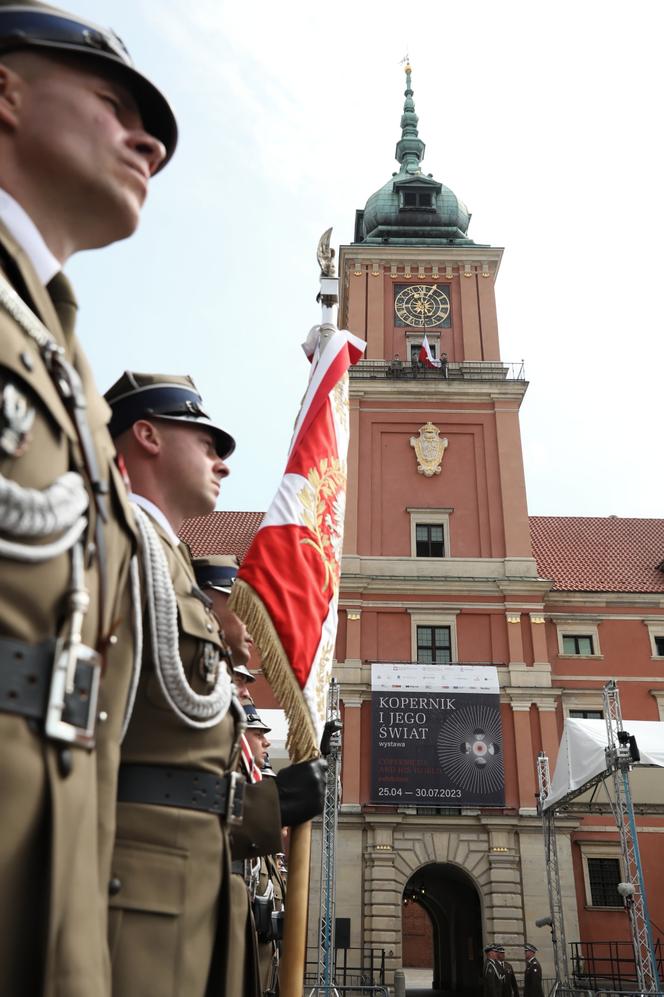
[409, 421, 448, 476]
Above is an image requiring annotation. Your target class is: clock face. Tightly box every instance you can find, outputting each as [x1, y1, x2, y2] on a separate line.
[394, 284, 451, 328]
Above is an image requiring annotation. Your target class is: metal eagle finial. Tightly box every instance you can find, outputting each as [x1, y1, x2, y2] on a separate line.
[316, 227, 336, 278]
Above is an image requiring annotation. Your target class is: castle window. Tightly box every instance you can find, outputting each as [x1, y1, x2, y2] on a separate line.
[569, 709, 604, 720]
[562, 634, 594, 655]
[556, 621, 602, 658]
[417, 625, 451, 664]
[400, 190, 434, 210]
[416, 524, 445, 558]
[586, 857, 622, 908]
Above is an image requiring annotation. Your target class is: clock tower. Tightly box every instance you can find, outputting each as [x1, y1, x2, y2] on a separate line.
[317, 63, 579, 988]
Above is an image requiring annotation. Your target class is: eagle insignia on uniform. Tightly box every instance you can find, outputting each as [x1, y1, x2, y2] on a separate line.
[200, 643, 221, 686]
[0, 381, 35, 457]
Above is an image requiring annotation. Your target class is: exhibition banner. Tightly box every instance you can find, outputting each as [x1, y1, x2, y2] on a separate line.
[370, 663, 505, 806]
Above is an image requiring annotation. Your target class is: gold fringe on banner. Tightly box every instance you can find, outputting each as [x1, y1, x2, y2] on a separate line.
[228, 578, 319, 763]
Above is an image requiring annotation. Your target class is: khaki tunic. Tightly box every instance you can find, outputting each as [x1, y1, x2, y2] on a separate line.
[109, 518, 279, 997]
[0, 224, 136, 997]
[257, 854, 286, 995]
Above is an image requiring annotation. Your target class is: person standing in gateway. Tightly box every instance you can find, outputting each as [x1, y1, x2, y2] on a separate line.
[0, 3, 175, 995]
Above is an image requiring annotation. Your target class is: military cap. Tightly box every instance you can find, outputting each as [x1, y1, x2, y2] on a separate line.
[105, 371, 235, 459]
[484, 944, 498, 954]
[243, 702, 271, 733]
[524, 943, 538, 952]
[193, 554, 239, 595]
[0, 1, 177, 167]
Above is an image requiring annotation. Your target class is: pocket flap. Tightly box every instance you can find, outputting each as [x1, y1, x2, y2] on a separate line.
[108, 840, 187, 915]
[177, 591, 223, 648]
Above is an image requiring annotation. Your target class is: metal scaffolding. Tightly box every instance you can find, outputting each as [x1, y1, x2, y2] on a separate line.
[316, 678, 342, 993]
[537, 680, 661, 993]
[603, 681, 660, 993]
[536, 751, 570, 984]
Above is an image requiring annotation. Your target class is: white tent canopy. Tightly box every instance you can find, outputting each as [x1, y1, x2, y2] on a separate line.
[543, 718, 664, 811]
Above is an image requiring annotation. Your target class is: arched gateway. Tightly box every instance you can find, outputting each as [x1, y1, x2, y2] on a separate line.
[402, 863, 483, 996]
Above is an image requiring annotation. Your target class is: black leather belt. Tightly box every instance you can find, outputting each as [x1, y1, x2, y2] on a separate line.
[0, 635, 100, 748]
[231, 860, 244, 875]
[0, 636, 52, 720]
[117, 764, 244, 824]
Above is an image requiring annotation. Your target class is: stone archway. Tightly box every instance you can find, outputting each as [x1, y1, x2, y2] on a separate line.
[402, 863, 483, 996]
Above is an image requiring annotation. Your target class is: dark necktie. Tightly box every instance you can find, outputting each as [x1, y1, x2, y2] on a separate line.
[46, 270, 78, 337]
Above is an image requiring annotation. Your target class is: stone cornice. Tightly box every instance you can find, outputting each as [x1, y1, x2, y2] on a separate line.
[349, 377, 528, 403]
[342, 554, 540, 582]
[543, 591, 664, 609]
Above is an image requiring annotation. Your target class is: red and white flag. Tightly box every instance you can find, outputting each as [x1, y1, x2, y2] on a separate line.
[239, 733, 262, 783]
[419, 333, 441, 368]
[229, 323, 365, 761]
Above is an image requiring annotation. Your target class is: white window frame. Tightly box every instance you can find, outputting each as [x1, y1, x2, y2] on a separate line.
[555, 621, 602, 659]
[578, 843, 624, 909]
[644, 621, 664, 659]
[405, 331, 441, 360]
[561, 689, 605, 720]
[407, 508, 452, 560]
[408, 610, 459, 664]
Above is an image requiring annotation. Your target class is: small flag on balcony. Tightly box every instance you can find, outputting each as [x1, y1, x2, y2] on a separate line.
[419, 333, 441, 368]
[229, 323, 365, 761]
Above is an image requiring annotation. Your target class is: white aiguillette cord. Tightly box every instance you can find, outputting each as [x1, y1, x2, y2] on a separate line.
[133, 503, 232, 728]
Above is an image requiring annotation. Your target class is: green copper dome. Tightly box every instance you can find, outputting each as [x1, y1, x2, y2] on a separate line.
[354, 64, 475, 246]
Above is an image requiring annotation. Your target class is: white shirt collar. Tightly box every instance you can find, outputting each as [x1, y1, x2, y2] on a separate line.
[130, 493, 180, 547]
[0, 188, 61, 286]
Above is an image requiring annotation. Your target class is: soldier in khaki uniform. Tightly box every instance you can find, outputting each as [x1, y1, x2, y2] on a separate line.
[0, 5, 176, 995]
[105, 375, 326, 996]
[194, 554, 329, 997]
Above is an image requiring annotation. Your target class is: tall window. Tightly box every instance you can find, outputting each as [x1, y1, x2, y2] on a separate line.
[410, 342, 437, 363]
[416, 524, 445, 558]
[417, 625, 451, 664]
[562, 634, 594, 655]
[655, 636, 664, 656]
[587, 857, 622, 907]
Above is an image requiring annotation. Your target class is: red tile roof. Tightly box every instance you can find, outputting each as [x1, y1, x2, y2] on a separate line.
[530, 516, 664, 593]
[182, 511, 664, 594]
[180, 511, 264, 561]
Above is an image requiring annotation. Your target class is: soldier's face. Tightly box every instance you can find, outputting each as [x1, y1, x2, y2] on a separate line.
[214, 591, 253, 668]
[157, 422, 229, 519]
[245, 729, 270, 767]
[0, 53, 166, 253]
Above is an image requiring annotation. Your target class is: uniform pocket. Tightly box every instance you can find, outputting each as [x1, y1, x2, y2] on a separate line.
[108, 840, 188, 997]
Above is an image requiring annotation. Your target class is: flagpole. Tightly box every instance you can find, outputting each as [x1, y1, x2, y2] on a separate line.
[280, 228, 340, 997]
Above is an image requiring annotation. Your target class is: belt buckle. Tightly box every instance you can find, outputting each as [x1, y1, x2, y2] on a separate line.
[45, 640, 102, 749]
[226, 770, 245, 825]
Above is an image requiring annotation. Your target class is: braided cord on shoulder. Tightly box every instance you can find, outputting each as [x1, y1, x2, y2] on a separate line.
[133, 503, 231, 728]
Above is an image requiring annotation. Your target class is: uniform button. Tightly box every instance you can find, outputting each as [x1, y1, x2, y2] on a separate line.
[98, 711, 109, 723]
[206, 623, 214, 632]
[108, 635, 118, 646]
[108, 877, 122, 896]
[20, 351, 34, 371]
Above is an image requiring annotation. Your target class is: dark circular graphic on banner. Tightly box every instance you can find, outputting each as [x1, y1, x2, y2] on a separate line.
[437, 704, 503, 793]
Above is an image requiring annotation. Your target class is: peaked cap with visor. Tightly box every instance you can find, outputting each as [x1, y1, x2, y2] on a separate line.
[105, 371, 235, 460]
[0, 0, 177, 169]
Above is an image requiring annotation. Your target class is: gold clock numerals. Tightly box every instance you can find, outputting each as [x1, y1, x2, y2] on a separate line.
[394, 284, 450, 328]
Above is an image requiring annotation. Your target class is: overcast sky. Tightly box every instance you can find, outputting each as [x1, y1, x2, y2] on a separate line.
[68, 0, 663, 518]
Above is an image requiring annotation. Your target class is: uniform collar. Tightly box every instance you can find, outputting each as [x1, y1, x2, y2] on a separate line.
[130, 493, 180, 547]
[0, 188, 60, 286]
